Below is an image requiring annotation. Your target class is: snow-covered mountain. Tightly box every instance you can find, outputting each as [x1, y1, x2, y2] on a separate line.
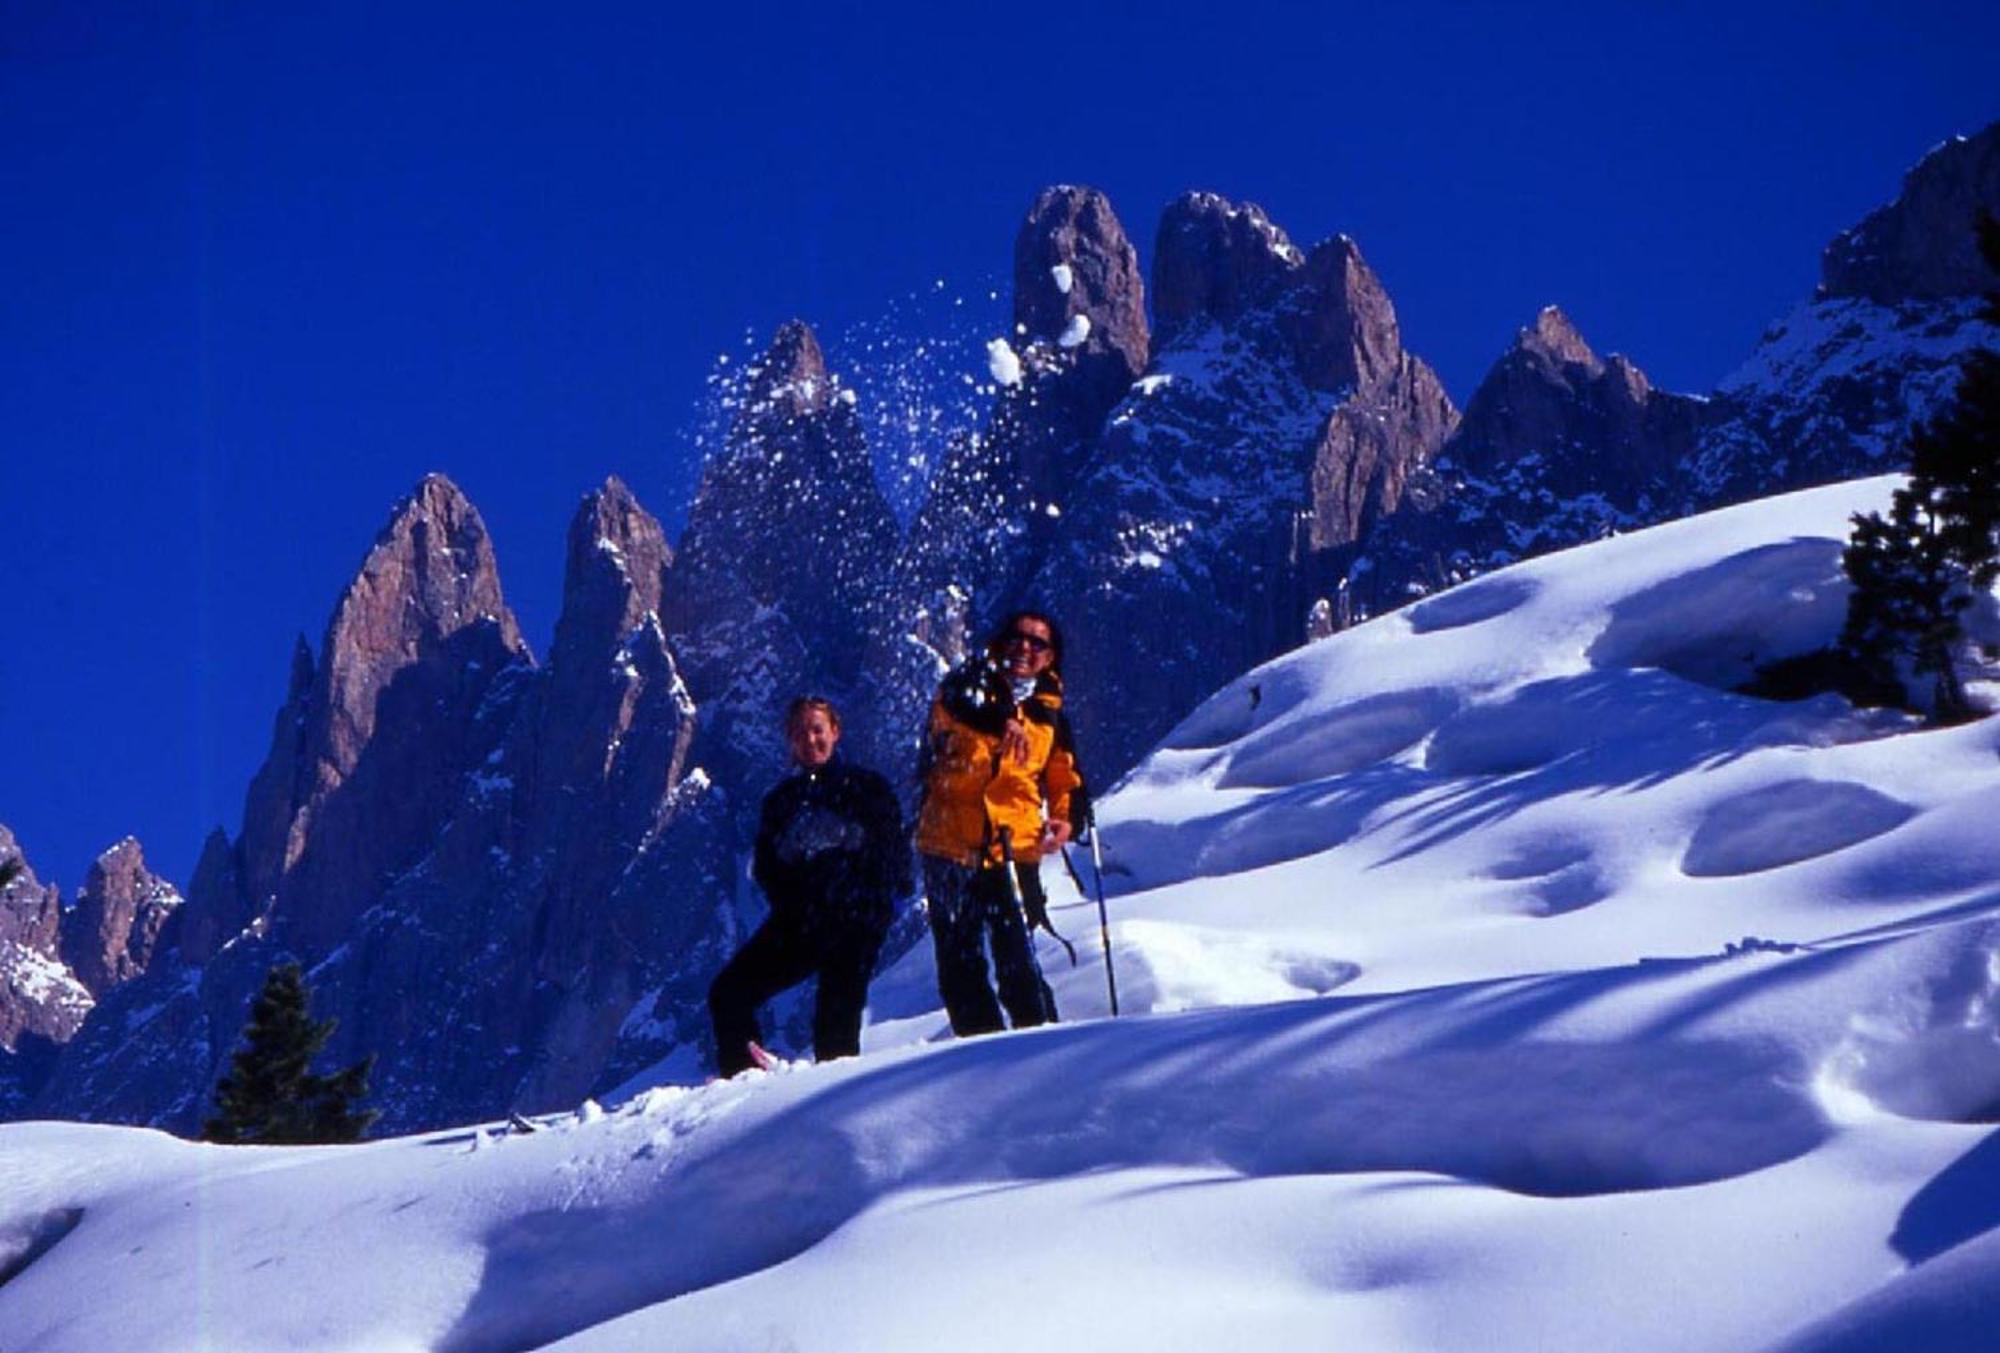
[1685, 126, 2000, 509]
[7, 120, 1996, 1139]
[1343, 123, 2000, 624]
[0, 826, 93, 1112]
[1338, 304, 1701, 621]
[20, 476, 733, 1133]
[8, 476, 1999, 1351]
[665, 320, 902, 819]
[1039, 192, 1457, 776]
[0, 832, 178, 1114]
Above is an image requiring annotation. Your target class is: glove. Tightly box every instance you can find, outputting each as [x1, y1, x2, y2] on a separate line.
[1068, 784, 1095, 840]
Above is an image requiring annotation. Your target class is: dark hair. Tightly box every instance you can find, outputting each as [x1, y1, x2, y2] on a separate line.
[989, 610, 1064, 670]
[784, 695, 842, 732]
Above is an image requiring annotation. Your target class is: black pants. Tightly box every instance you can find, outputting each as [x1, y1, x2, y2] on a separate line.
[924, 855, 1057, 1037]
[708, 912, 886, 1077]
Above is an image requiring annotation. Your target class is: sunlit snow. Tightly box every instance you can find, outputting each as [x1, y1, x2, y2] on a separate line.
[6, 476, 2000, 1351]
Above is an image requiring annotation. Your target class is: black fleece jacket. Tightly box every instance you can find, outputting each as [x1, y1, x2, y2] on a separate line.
[752, 758, 912, 930]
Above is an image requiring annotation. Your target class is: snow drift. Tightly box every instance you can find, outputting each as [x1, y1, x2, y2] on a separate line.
[5, 475, 2000, 1352]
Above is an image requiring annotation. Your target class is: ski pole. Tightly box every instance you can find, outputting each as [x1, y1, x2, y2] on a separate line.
[1086, 820, 1119, 1017]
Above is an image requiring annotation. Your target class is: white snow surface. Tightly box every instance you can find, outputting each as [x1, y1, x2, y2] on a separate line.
[9, 476, 2000, 1350]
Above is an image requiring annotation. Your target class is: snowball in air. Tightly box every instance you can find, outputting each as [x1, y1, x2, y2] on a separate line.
[1051, 263, 1074, 295]
[1058, 313, 1092, 349]
[986, 338, 1024, 388]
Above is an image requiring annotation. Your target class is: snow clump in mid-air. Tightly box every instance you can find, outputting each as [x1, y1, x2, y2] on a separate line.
[986, 337, 1023, 387]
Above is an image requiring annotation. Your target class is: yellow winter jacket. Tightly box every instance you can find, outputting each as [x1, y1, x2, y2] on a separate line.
[914, 661, 1084, 866]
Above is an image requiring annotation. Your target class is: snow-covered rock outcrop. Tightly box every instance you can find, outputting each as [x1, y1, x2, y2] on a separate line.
[31, 476, 730, 1133]
[1039, 193, 1457, 776]
[1683, 123, 2000, 508]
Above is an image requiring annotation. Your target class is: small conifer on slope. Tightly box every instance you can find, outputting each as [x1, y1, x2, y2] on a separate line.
[1841, 213, 2000, 723]
[204, 961, 378, 1145]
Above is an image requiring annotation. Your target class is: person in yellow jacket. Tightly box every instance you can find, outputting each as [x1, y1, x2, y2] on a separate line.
[915, 609, 1085, 1035]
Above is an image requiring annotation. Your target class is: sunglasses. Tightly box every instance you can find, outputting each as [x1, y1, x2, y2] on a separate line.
[1003, 631, 1052, 652]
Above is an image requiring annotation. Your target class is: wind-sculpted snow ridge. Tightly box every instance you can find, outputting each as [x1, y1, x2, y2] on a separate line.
[7, 476, 2000, 1351]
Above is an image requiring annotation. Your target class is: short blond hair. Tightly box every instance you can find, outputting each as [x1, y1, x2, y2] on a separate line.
[784, 695, 842, 733]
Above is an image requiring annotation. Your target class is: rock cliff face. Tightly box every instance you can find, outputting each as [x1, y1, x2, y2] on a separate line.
[1340, 120, 2000, 628]
[0, 827, 91, 1055]
[899, 186, 1150, 658]
[1821, 127, 2000, 305]
[0, 828, 93, 1115]
[666, 321, 905, 815]
[1684, 123, 2000, 509]
[32, 475, 730, 1133]
[60, 838, 182, 996]
[1036, 193, 1456, 777]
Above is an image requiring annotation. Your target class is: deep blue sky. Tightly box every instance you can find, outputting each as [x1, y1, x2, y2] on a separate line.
[3, 2, 1996, 890]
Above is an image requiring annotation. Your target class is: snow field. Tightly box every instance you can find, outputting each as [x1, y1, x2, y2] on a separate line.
[6, 473, 2000, 1349]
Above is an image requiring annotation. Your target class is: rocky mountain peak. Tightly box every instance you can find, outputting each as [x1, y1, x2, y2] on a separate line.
[1153, 191, 1305, 329]
[1451, 308, 1686, 483]
[222, 475, 532, 955]
[745, 319, 833, 418]
[1012, 184, 1149, 388]
[1821, 120, 2000, 304]
[554, 477, 672, 674]
[316, 474, 526, 730]
[61, 837, 180, 996]
[1518, 305, 1603, 372]
[1286, 233, 1405, 393]
[1605, 353, 1653, 403]
[0, 825, 91, 1056]
[669, 319, 898, 808]
[674, 322, 884, 619]
[0, 824, 59, 956]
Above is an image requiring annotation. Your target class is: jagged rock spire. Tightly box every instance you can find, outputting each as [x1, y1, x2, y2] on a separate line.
[551, 475, 672, 677]
[223, 473, 531, 955]
[61, 837, 181, 996]
[668, 320, 899, 818]
[899, 185, 1149, 661]
[1012, 185, 1150, 408]
[1035, 192, 1456, 782]
[1153, 192, 1304, 328]
[1447, 307, 1694, 498]
[669, 320, 890, 642]
[744, 319, 833, 417]
[1518, 305, 1603, 371]
[0, 825, 91, 1054]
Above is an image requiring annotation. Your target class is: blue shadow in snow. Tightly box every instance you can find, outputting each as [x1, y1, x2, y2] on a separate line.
[1893, 1127, 2000, 1264]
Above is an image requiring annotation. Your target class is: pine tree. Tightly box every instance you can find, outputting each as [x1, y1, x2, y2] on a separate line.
[1840, 212, 2000, 723]
[204, 961, 378, 1144]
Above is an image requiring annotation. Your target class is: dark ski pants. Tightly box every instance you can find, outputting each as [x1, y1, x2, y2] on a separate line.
[923, 855, 1057, 1037]
[708, 913, 885, 1077]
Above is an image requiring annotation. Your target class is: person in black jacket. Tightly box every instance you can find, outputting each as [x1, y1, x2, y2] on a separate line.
[708, 695, 912, 1076]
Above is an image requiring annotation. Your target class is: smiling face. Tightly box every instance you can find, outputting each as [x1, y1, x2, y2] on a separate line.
[999, 616, 1055, 681]
[787, 706, 841, 769]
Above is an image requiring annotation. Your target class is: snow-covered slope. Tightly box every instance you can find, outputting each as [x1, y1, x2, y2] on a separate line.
[6, 477, 2000, 1352]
